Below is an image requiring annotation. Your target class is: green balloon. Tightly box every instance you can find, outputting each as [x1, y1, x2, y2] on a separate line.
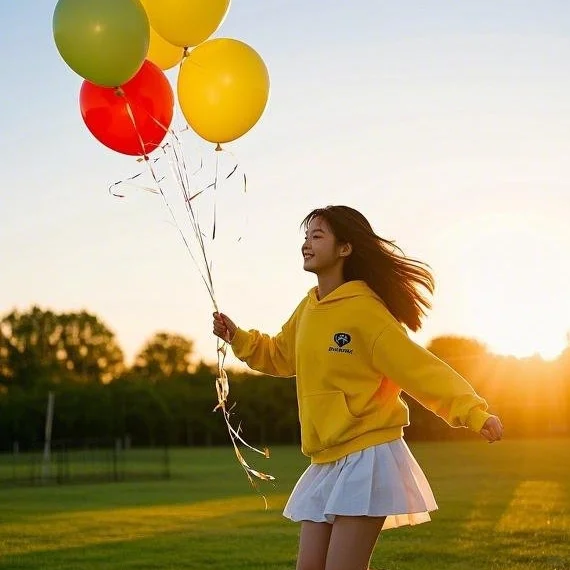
[53, 0, 150, 88]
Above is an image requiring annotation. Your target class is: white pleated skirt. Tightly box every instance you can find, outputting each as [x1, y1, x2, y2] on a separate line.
[283, 439, 438, 530]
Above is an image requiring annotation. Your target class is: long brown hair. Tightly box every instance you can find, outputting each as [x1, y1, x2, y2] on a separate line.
[302, 205, 435, 331]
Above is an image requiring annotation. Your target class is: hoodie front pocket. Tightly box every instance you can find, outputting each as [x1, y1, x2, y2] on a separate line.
[302, 391, 360, 452]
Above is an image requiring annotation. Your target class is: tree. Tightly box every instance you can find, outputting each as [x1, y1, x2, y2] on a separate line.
[56, 310, 125, 384]
[131, 332, 195, 381]
[399, 336, 492, 441]
[426, 335, 489, 365]
[0, 306, 125, 389]
[426, 335, 492, 389]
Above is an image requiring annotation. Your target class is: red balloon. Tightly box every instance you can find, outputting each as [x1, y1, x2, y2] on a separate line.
[80, 60, 174, 156]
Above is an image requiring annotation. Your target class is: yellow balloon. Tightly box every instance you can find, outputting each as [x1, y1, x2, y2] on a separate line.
[147, 26, 184, 70]
[143, 0, 230, 48]
[139, 0, 184, 70]
[177, 38, 270, 144]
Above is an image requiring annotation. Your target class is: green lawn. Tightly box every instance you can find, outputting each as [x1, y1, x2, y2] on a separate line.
[0, 440, 568, 569]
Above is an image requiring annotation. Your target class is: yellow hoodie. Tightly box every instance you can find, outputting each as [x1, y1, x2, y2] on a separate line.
[231, 280, 491, 464]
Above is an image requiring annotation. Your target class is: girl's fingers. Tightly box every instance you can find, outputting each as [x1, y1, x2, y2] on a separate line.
[480, 428, 499, 443]
[491, 418, 503, 440]
[213, 323, 228, 335]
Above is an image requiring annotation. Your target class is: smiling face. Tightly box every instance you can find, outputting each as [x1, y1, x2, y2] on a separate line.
[302, 216, 351, 276]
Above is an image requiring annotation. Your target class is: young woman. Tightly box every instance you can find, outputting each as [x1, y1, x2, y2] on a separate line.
[213, 205, 503, 570]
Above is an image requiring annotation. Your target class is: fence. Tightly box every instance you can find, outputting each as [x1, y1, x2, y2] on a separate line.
[0, 438, 170, 487]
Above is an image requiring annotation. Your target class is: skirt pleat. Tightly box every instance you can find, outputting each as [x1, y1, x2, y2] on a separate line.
[283, 439, 438, 530]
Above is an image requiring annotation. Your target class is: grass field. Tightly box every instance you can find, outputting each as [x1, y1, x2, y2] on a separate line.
[0, 439, 568, 569]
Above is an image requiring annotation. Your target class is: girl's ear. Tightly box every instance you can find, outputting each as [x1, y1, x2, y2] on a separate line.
[340, 242, 352, 257]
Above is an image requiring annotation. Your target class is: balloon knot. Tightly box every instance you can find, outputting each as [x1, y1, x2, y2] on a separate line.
[114, 87, 125, 97]
[183, 46, 190, 58]
[215, 143, 223, 152]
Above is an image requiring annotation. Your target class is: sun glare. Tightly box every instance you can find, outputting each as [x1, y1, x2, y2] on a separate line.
[439, 212, 570, 360]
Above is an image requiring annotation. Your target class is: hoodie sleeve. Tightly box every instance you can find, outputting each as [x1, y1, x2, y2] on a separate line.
[372, 323, 491, 433]
[229, 303, 302, 377]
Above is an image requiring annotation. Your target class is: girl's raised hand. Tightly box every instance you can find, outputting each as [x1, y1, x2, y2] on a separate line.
[213, 312, 237, 343]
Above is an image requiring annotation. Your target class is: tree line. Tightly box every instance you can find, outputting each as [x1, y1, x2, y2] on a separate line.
[1, 306, 568, 451]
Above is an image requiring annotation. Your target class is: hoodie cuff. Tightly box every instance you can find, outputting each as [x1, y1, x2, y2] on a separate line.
[466, 407, 492, 433]
[230, 328, 250, 358]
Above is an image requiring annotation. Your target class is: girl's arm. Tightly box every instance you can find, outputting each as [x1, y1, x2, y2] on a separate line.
[372, 323, 494, 434]
[213, 311, 297, 377]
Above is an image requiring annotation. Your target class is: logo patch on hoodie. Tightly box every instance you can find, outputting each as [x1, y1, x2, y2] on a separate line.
[330, 332, 353, 354]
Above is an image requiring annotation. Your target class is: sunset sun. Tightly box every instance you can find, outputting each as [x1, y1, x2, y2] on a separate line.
[441, 213, 570, 360]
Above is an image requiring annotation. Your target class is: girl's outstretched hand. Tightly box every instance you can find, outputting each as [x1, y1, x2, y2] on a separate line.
[213, 312, 237, 343]
[480, 415, 503, 443]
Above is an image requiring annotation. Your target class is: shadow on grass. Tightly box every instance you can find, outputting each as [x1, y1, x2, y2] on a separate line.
[0, 519, 298, 570]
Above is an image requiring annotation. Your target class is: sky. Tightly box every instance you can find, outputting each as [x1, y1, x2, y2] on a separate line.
[1, 0, 570, 367]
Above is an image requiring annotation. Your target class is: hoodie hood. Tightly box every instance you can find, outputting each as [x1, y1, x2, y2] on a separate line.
[307, 280, 379, 306]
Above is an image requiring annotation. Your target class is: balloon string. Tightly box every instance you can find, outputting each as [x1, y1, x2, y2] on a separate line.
[212, 150, 219, 240]
[212, 146, 249, 243]
[116, 91, 217, 307]
[117, 92, 274, 497]
[130, 100, 248, 300]
[108, 158, 162, 198]
[157, 127, 275, 494]
[129, 101, 248, 230]
[165, 132, 218, 306]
